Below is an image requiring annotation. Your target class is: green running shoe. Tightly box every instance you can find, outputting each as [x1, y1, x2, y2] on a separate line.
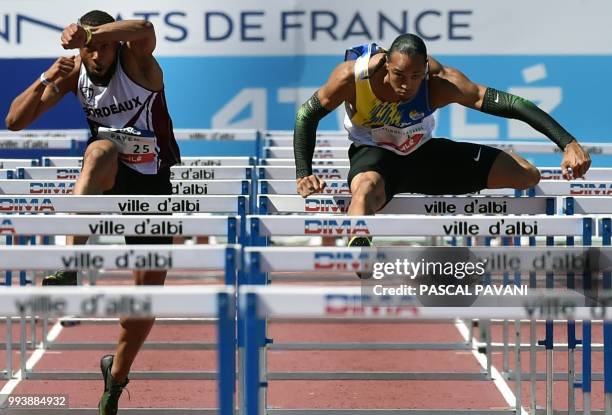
[98, 355, 129, 415]
[42, 270, 77, 286]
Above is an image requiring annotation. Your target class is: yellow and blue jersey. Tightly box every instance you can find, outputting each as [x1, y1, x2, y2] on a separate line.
[343, 43, 436, 155]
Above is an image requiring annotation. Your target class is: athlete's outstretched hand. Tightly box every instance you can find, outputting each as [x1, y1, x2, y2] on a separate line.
[561, 141, 591, 180]
[61, 24, 89, 49]
[296, 175, 326, 198]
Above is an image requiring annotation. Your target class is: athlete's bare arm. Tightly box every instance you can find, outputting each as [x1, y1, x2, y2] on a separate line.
[427, 62, 485, 110]
[318, 61, 355, 110]
[62, 20, 162, 91]
[5, 56, 79, 130]
[427, 58, 590, 179]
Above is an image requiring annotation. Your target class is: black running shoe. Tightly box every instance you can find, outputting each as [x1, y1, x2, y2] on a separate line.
[348, 236, 373, 279]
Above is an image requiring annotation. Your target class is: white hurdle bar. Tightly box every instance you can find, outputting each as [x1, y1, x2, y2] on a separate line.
[257, 195, 549, 215]
[0, 285, 231, 317]
[265, 146, 348, 159]
[534, 180, 612, 196]
[0, 179, 250, 195]
[16, 166, 253, 180]
[258, 166, 349, 180]
[0, 159, 38, 168]
[244, 246, 612, 274]
[42, 156, 254, 167]
[0, 245, 238, 271]
[249, 214, 591, 239]
[240, 285, 612, 415]
[258, 165, 612, 181]
[567, 197, 612, 214]
[262, 140, 612, 155]
[261, 158, 349, 166]
[240, 286, 612, 320]
[0, 195, 248, 214]
[0, 137, 76, 150]
[0, 214, 239, 240]
[258, 181, 519, 197]
[0, 285, 236, 415]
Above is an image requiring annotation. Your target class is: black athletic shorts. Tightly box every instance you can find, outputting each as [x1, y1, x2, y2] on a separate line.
[104, 162, 173, 245]
[347, 138, 502, 200]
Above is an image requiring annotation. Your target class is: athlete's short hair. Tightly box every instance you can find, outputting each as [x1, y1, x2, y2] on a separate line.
[78, 10, 115, 27]
[387, 34, 427, 59]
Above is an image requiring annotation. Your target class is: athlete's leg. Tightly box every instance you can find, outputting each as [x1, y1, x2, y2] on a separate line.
[77, 139, 119, 194]
[70, 139, 119, 245]
[44, 140, 119, 286]
[105, 168, 172, 383]
[346, 144, 397, 215]
[486, 151, 541, 189]
[395, 139, 539, 195]
[348, 171, 387, 215]
[110, 270, 166, 382]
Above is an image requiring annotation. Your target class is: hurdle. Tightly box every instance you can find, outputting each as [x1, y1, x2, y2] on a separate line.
[15, 165, 254, 180]
[0, 137, 85, 159]
[42, 155, 255, 167]
[248, 214, 588, 243]
[244, 215, 597, 414]
[258, 179, 522, 196]
[239, 284, 612, 415]
[0, 195, 247, 370]
[261, 158, 349, 166]
[0, 246, 237, 398]
[257, 195, 549, 216]
[174, 128, 261, 159]
[0, 159, 38, 168]
[0, 179, 251, 196]
[533, 181, 612, 197]
[0, 283, 235, 415]
[0, 195, 248, 214]
[261, 142, 612, 159]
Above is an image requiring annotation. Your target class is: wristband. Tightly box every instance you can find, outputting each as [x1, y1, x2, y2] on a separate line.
[40, 72, 60, 93]
[83, 26, 93, 46]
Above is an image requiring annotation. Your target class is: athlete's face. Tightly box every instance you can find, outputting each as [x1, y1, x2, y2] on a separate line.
[385, 52, 427, 101]
[80, 40, 120, 83]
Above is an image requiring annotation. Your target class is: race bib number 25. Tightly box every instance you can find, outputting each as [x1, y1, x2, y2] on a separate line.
[97, 127, 158, 174]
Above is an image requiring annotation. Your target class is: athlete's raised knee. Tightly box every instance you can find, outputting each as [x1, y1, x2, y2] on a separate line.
[350, 172, 386, 212]
[512, 164, 540, 189]
[80, 141, 119, 191]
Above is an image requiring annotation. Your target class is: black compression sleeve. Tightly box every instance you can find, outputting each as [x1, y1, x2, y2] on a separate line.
[480, 88, 575, 150]
[293, 92, 331, 178]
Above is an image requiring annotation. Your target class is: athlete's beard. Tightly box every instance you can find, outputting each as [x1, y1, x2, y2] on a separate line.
[86, 58, 118, 86]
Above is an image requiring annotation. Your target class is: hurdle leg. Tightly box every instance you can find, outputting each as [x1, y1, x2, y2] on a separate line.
[19, 315, 27, 378]
[482, 319, 492, 378]
[6, 317, 12, 379]
[513, 270, 522, 414]
[546, 333, 553, 415]
[42, 315, 48, 348]
[30, 314, 36, 350]
[244, 293, 261, 415]
[514, 318, 522, 414]
[530, 314, 537, 414]
[502, 237, 510, 374]
[567, 269, 577, 415]
[603, 271, 612, 415]
[605, 318, 612, 415]
[583, 320, 591, 415]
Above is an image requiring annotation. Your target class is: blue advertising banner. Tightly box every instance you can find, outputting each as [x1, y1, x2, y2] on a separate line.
[0, 0, 609, 144]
